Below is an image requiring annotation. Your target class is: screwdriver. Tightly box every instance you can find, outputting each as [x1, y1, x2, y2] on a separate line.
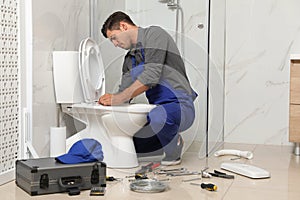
[190, 182, 217, 191]
[106, 176, 121, 181]
[106, 176, 116, 181]
[201, 183, 217, 191]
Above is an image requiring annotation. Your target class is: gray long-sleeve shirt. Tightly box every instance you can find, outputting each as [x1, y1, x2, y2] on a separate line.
[119, 26, 196, 100]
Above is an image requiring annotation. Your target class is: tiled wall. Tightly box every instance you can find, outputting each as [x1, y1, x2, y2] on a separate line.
[225, 0, 300, 145]
[31, 0, 89, 156]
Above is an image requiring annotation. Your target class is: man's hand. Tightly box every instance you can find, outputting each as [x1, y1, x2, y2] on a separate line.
[98, 80, 149, 106]
[98, 93, 124, 106]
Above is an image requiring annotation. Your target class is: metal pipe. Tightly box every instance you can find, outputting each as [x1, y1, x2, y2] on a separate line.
[89, 0, 98, 39]
[205, 0, 211, 157]
[294, 143, 300, 155]
[167, 0, 184, 58]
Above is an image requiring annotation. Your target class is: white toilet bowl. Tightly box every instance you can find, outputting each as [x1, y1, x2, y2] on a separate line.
[53, 38, 156, 168]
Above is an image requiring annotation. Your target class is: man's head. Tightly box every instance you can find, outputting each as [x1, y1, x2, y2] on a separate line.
[101, 11, 138, 49]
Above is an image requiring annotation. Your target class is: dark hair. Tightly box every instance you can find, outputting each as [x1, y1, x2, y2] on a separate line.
[101, 11, 136, 38]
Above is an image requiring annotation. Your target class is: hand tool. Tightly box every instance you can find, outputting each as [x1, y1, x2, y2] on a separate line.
[201, 171, 212, 178]
[157, 168, 187, 175]
[127, 174, 149, 182]
[167, 171, 201, 176]
[160, 167, 186, 172]
[208, 170, 234, 179]
[200, 183, 217, 191]
[190, 182, 217, 191]
[90, 186, 105, 196]
[135, 174, 149, 179]
[155, 178, 170, 182]
[135, 162, 161, 175]
[106, 176, 121, 181]
[201, 166, 211, 178]
[182, 177, 201, 182]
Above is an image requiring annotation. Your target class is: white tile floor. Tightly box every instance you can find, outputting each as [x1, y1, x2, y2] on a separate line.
[1, 143, 300, 200]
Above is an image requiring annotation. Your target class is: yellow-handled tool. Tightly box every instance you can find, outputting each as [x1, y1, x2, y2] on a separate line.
[190, 182, 217, 191]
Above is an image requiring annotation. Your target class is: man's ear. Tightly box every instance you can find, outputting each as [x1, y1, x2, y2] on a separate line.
[119, 21, 128, 31]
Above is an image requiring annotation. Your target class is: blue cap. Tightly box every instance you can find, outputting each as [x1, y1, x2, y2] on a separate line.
[56, 138, 104, 164]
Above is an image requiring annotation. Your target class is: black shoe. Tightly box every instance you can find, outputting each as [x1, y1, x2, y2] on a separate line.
[161, 136, 183, 166]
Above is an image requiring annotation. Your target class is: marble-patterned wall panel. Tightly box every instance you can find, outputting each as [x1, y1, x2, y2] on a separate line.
[225, 0, 300, 145]
[93, 0, 126, 94]
[32, 0, 89, 156]
[93, 0, 125, 44]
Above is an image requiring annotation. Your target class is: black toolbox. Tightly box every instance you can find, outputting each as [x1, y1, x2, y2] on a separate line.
[15, 157, 106, 196]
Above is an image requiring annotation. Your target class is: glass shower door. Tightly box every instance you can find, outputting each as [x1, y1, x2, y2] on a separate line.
[124, 0, 223, 157]
[98, 0, 225, 158]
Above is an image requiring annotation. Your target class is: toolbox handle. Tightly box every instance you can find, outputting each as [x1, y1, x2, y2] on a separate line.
[58, 176, 83, 189]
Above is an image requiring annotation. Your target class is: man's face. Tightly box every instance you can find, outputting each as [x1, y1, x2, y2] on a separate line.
[107, 29, 131, 50]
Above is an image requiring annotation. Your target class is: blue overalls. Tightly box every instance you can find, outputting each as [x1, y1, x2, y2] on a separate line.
[130, 48, 196, 156]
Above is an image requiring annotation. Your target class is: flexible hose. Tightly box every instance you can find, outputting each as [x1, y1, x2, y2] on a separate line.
[214, 149, 253, 159]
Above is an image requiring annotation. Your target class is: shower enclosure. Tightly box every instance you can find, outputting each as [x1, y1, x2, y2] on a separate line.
[25, 0, 225, 160]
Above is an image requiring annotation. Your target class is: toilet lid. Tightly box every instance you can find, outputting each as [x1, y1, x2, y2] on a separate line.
[79, 38, 105, 103]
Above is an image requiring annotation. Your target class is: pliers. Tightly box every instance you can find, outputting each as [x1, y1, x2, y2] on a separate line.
[209, 170, 234, 179]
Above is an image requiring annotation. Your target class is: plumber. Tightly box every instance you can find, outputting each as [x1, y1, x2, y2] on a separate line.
[98, 11, 197, 166]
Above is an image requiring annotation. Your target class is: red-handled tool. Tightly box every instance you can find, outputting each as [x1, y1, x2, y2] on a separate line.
[135, 162, 161, 175]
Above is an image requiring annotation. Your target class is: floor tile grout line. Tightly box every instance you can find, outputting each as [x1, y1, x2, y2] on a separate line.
[221, 180, 235, 200]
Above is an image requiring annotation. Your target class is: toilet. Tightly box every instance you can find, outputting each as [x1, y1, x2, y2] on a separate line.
[52, 37, 156, 168]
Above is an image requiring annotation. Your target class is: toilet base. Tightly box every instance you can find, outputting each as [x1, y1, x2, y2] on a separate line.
[105, 136, 139, 168]
[62, 104, 153, 169]
[66, 126, 139, 169]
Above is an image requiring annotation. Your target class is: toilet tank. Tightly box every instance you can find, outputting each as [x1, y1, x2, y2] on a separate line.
[52, 51, 83, 103]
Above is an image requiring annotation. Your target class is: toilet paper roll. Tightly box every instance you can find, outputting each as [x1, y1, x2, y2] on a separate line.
[50, 126, 66, 157]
